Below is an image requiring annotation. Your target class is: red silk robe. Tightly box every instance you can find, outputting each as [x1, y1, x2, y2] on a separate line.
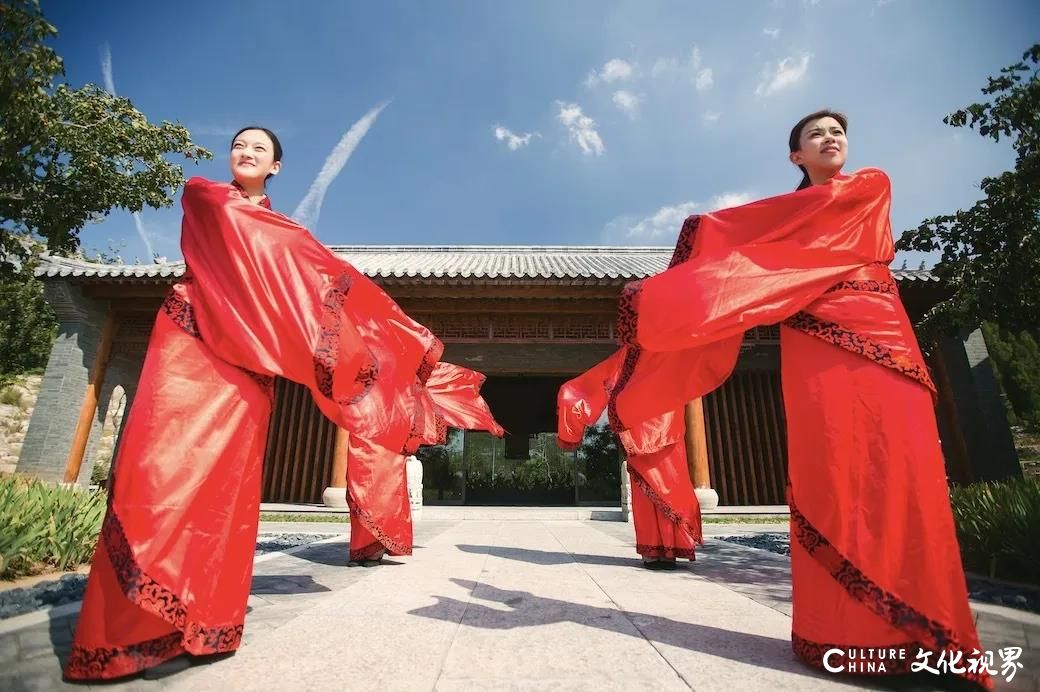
[64, 179, 497, 680]
[558, 351, 702, 561]
[342, 362, 504, 562]
[592, 169, 989, 689]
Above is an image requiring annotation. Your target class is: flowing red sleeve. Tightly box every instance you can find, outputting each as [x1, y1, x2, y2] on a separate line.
[619, 168, 894, 352]
[426, 363, 504, 436]
[603, 168, 896, 443]
[179, 177, 442, 452]
[395, 362, 503, 454]
[556, 349, 685, 456]
[556, 350, 624, 449]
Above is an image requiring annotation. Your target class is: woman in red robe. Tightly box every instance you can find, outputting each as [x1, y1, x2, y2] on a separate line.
[343, 362, 504, 564]
[558, 323, 701, 570]
[64, 127, 498, 680]
[575, 111, 989, 688]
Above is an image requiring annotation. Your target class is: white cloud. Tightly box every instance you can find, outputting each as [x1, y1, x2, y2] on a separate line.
[602, 58, 635, 82]
[755, 54, 812, 96]
[651, 57, 679, 78]
[100, 43, 115, 95]
[556, 102, 605, 156]
[292, 101, 389, 229]
[585, 58, 635, 87]
[703, 111, 722, 123]
[611, 90, 640, 118]
[652, 45, 714, 91]
[604, 192, 754, 244]
[710, 192, 753, 209]
[493, 125, 537, 151]
[695, 68, 714, 91]
[622, 201, 701, 242]
[763, 28, 781, 38]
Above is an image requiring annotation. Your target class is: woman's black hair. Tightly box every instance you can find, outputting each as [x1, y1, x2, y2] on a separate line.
[789, 109, 847, 190]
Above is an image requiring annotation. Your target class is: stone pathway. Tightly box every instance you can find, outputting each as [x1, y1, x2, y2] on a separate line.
[0, 520, 1036, 691]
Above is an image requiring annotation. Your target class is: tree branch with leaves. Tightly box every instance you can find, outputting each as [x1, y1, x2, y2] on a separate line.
[0, 0, 212, 268]
[897, 44, 1040, 334]
[0, 0, 211, 376]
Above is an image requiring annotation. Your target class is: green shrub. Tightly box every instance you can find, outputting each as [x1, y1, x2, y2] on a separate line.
[89, 457, 111, 487]
[0, 475, 105, 580]
[0, 386, 22, 406]
[950, 477, 1040, 585]
[982, 323, 1040, 428]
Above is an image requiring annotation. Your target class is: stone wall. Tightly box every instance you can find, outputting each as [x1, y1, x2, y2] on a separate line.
[0, 375, 42, 476]
[16, 283, 110, 483]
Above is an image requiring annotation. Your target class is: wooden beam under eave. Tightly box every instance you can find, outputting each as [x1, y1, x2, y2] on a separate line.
[95, 298, 166, 314]
[79, 283, 171, 299]
[381, 283, 626, 300]
[393, 298, 619, 315]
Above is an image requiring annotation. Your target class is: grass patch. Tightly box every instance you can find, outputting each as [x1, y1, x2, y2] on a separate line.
[703, 515, 788, 524]
[259, 513, 349, 523]
[0, 475, 105, 580]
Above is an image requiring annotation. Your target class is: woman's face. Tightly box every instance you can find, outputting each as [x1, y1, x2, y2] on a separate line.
[230, 129, 280, 187]
[789, 116, 847, 178]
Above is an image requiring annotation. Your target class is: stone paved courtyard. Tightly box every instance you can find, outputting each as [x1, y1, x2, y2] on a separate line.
[0, 519, 1036, 692]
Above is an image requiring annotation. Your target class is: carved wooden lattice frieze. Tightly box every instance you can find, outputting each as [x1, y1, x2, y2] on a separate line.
[745, 325, 780, 343]
[413, 313, 614, 342]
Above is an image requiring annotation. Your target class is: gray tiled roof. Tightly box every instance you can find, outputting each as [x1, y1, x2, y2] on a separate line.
[35, 246, 939, 283]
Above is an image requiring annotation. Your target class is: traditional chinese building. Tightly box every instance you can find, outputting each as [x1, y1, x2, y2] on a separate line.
[16, 247, 1020, 507]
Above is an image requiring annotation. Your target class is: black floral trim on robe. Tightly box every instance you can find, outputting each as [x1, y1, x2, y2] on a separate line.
[628, 465, 703, 557]
[64, 511, 245, 680]
[789, 495, 990, 689]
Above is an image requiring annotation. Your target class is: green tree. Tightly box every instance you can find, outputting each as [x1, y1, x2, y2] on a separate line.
[0, 1, 211, 378]
[982, 322, 1040, 427]
[0, 247, 54, 380]
[0, 0, 211, 265]
[897, 44, 1040, 333]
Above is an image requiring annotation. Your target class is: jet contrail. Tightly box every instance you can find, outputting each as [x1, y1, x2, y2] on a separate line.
[100, 42, 157, 261]
[292, 101, 389, 229]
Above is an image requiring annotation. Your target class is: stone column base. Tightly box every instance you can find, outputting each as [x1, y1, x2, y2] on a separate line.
[406, 456, 423, 521]
[695, 487, 719, 510]
[620, 460, 633, 522]
[322, 486, 348, 508]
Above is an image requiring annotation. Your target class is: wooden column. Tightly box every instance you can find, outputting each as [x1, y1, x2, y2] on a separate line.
[330, 427, 349, 488]
[685, 397, 720, 509]
[321, 426, 350, 508]
[684, 398, 711, 488]
[63, 311, 116, 483]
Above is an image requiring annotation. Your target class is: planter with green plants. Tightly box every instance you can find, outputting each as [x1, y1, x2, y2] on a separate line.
[0, 475, 105, 581]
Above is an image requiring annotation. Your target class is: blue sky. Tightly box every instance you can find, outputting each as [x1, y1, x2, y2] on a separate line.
[44, 0, 1038, 266]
